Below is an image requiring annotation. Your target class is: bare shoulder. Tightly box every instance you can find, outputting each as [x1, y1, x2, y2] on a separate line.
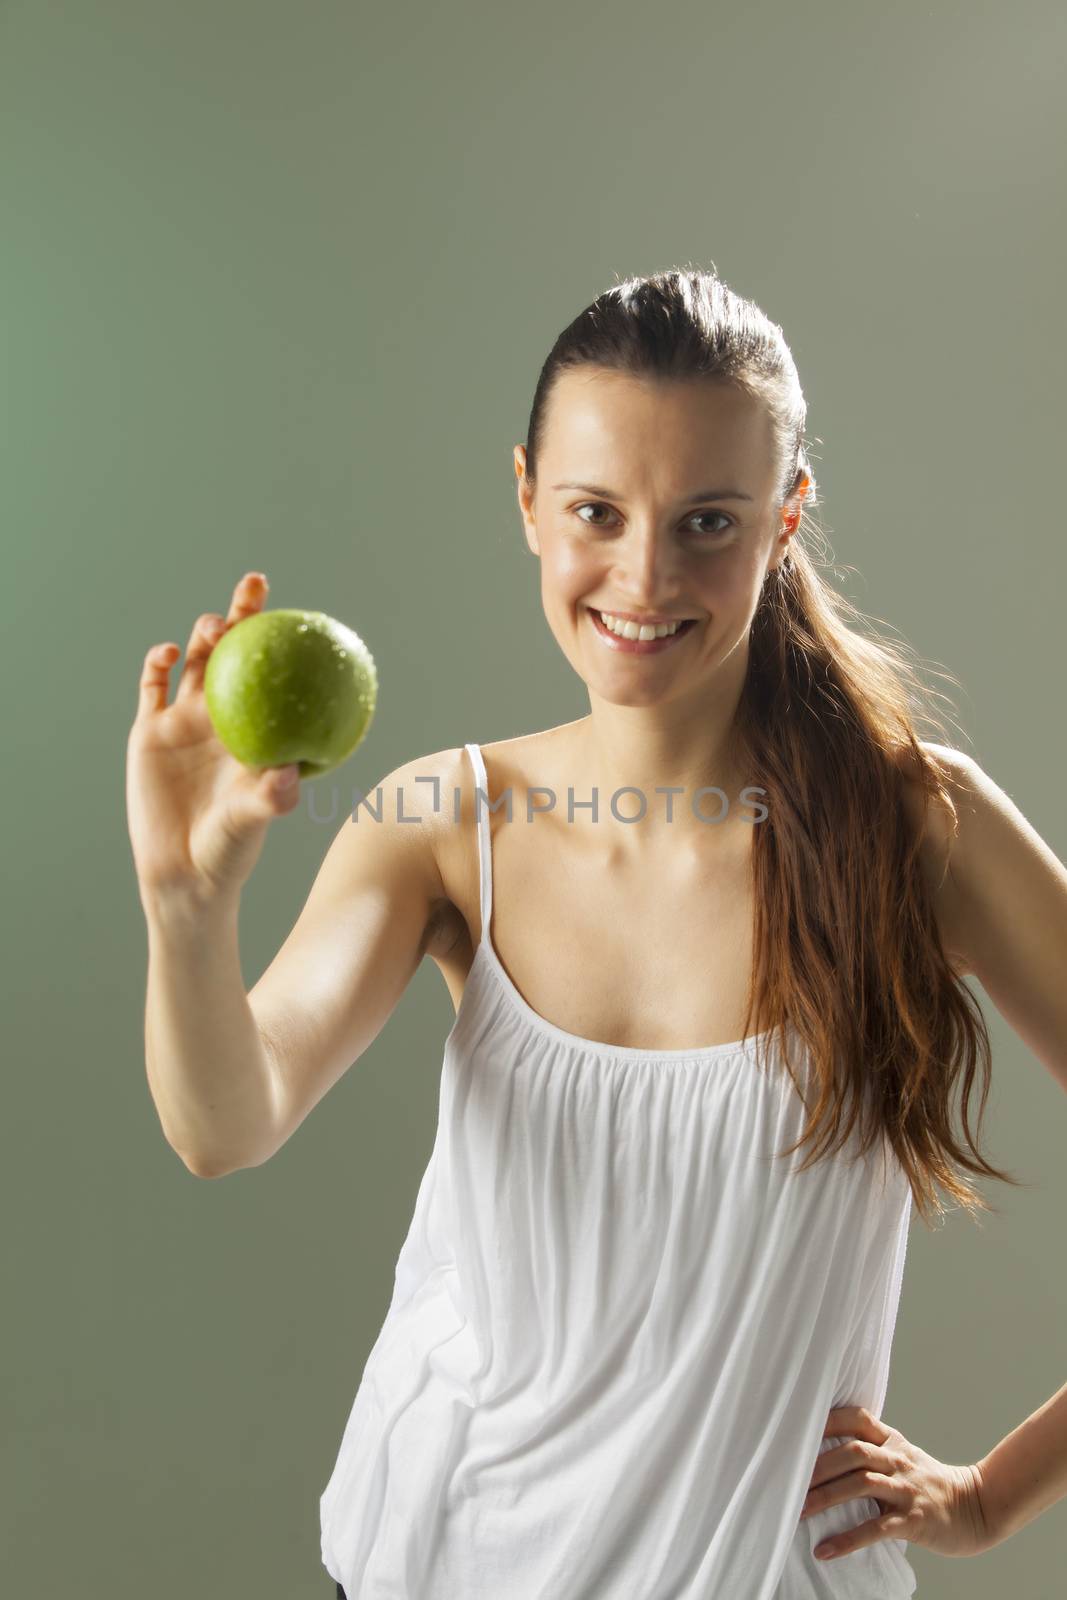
[408, 742, 484, 957]
[892, 740, 980, 977]
[360, 744, 468, 846]
[895, 739, 977, 857]
[424, 730, 575, 956]
[907, 746, 1067, 1090]
[425, 730, 555, 861]
[346, 744, 472, 949]
[386, 740, 475, 856]
[450, 723, 581, 803]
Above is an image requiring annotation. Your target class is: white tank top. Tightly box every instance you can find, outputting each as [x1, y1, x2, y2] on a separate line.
[320, 741, 918, 1599]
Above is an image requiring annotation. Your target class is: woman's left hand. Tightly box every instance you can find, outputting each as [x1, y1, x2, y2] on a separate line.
[798, 1406, 997, 1561]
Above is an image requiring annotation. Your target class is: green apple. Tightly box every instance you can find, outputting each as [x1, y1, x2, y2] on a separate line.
[203, 608, 377, 779]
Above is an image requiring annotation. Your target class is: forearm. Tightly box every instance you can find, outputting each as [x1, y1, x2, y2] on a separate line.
[975, 1376, 1067, 1546]
[143, 892, 280, 1176]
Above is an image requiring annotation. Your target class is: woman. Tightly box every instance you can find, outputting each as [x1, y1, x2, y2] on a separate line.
[127, 268, 1067, 1597]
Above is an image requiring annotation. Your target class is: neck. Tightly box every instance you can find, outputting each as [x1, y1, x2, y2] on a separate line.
[566, 650, 754, 844]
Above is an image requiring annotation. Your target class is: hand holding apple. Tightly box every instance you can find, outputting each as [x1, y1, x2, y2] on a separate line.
[126, 572, 326, 911]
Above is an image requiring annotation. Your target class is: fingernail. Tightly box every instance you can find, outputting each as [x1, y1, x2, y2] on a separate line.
[815, 1543, 834, 1558]
[278, 765, 300, 786]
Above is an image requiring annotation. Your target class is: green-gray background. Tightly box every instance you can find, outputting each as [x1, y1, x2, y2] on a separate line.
[3, 0, 1065, 1594]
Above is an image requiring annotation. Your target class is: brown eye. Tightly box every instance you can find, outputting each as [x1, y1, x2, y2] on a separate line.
[687, 511, 733, 536]
[573, 503, 615, 526]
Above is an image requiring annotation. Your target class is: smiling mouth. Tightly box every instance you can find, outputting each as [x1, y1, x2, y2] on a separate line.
[585, 605, 700, 652]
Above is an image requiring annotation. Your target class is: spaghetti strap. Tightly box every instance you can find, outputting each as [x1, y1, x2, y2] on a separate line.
[462, 742, 493, 950]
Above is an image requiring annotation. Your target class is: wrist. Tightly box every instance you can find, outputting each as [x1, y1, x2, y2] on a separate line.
[967, 1458, 1006, 1554]
[141, 881, 241, 940]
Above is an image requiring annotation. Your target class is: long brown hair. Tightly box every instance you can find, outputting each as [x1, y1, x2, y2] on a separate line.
[521, 264, 1025, 1229]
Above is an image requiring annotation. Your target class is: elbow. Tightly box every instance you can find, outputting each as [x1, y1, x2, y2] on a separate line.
[175, 1146, 233, 1179]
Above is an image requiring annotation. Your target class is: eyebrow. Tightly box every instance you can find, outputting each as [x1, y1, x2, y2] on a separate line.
[550, 481, 753, 504]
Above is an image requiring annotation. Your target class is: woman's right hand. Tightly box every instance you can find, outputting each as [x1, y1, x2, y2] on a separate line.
[126, 571, 303, 912]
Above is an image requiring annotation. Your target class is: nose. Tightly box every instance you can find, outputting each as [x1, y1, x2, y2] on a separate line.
[608, 522, 688, 611]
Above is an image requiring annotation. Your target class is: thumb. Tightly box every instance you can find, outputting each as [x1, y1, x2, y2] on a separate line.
[229, 764, 302, 831]
[262, 763, 302, 810]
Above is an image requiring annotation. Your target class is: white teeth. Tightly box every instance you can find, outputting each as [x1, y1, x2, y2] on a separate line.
[596, 610, 686, 641]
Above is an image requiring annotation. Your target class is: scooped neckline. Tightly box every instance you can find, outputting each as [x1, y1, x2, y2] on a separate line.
[474, 932, 781, 1065]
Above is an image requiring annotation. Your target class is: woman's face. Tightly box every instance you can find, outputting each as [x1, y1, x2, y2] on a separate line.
[514, 367, 801, 710]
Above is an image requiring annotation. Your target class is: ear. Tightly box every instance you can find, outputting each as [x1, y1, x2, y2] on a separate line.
[772, 472, 811, 564]
[783, 471, 812, 524]
[514, 445, 540, 557]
